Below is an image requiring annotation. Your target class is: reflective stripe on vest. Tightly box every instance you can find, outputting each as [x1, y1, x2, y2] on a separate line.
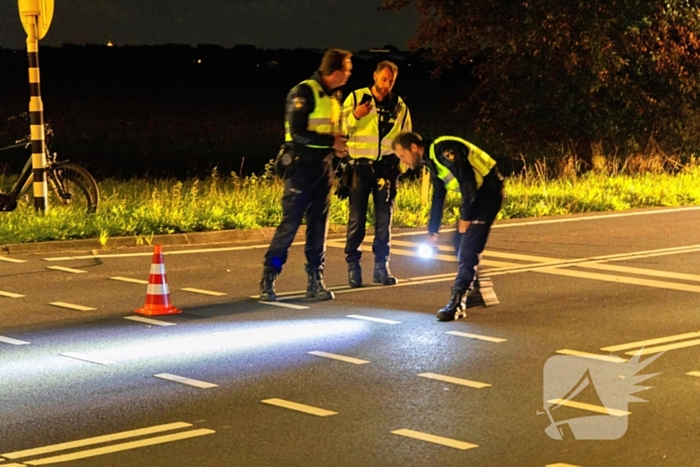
[428, 136, 496, 192]
[285, 79, 340, 149]
[347, 88, 406, 160]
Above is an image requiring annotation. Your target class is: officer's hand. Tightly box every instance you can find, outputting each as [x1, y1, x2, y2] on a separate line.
[426, 233, 438, 246]
[333, 134, 348, 154]
[353, 101, 372, 119]
[458, 220, 470, 233]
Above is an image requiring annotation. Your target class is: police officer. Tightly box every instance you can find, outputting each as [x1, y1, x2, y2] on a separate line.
[392, 132, 504, 321]
[260, 49, 352, 301]
[341, 61, 411, 288]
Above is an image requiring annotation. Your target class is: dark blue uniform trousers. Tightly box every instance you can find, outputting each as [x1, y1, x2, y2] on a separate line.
[264, 160, 333, 274]
[452, 183, 504, 291]
[344, 163, 397, 264]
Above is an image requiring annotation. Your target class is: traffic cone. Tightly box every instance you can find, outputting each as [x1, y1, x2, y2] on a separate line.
[135, 245, 182, 316]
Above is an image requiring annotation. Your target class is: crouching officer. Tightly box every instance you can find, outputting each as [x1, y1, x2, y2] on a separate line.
[392, 132, 504, 321]
[260, 48, 352, 301]
[340, 61, 412, 288]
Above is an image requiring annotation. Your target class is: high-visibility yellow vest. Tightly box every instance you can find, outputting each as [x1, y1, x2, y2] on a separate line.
[285, 79, 340, 148]
[428, 136, 496, 192]
[343, 88, 410, 160]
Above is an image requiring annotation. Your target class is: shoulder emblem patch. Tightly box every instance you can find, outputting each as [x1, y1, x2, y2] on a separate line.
[442, 149, 456, 161]
[293, 97, 306, 110]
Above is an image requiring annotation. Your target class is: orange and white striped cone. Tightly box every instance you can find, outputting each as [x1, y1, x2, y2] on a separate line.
[135, 245, 182, 316]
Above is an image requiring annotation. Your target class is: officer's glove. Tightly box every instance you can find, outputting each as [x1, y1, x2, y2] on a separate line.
[335, 182, 350, 200]
[334, 162, 351, 200]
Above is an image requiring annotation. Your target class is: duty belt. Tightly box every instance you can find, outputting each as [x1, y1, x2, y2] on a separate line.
[349, 158, 376, 166]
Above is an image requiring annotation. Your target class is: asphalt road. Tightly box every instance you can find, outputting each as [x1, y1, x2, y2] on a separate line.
[1, 206, 700, 467]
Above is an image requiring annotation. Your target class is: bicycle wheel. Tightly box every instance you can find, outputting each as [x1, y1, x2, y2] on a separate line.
[47, 163, 99, 213]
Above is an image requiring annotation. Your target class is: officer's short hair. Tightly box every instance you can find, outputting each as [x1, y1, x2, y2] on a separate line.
[376, 60, 398, 75]
[393, 131, 424, 150]
[320, 49, 353, 76]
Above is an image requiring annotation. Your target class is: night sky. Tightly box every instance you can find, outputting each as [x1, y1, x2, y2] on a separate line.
[0, 0, 418, 50]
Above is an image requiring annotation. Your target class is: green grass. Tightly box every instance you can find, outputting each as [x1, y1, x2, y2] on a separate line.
[2, 163, 700, 245]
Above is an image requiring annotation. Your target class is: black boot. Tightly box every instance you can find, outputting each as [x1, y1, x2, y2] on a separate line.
[348, 261, 362, 288]
[306, 269, 335, 300]
[373, 262, 398, 285]
[260, 268, 278, 301]
[436, 286, 468, 321]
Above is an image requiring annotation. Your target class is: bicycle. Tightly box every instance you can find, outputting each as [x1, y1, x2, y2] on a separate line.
[0, 113, 99, 213]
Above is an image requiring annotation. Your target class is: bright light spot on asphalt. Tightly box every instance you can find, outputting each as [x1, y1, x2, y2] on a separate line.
[96, 320, 369, 361]
[418, 244, 434, 259]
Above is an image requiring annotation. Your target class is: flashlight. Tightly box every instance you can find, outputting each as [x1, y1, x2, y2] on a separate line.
[418, 243, 434, 259]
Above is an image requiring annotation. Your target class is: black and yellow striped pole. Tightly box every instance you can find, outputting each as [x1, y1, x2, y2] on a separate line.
[18, 0, 54, 212]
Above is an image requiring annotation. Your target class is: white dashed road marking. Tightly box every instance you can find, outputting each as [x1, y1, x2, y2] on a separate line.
[390, 429, 478, 450]
[308, 351, 369, 365]
[0, 290, 24, 298]
[555, 349, 627, 363]
[124, 316, 176, 326]
[110, 276, 149, 285]
[49, 302, 96, 312]
[46, 266, 87, 274]
[445, 331, 507, 343]
[258, 301, 310, 310]
[0, 336, 30, 345]
[686, 371, 700, 377]
[60, 352, 115, 365]
[346, 314, 401, 325]
[261, 398, 337, 417]
[153, 373, 218, 389]
[182, 287, 227, 296]
[418, 373, 491, 389]
[546, 398, 631, 417]
[0, 256, 26, 263]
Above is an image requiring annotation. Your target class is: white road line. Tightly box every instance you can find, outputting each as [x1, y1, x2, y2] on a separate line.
[555, 349, 627, 363]
[308, 351, 369, 365]
[547, 463, 584, 467]
[49, 302, 96, 312]
[258, 301, 310, 310]
[153, 373, 218, 389]
[0, 336, 30, 345]
[60, 352, 115, 365]
[23, 429, 215, 466]
[181, 287, 227, 296]
[124, 316, 176, 326]
[0, 290, 25, 298]
[0, 256, 26, 263]
[445, 331, 507, 343]
[624, 338, 700, 356]
[579, 262, 700, 283]
[1, 422, 193, 459]
[685, 371, 700, 377]
[547, 398, 631, 417]
[44, 241, 307, 261]
[110, 276, 149, 285]
[418, 373, 491, 389]
[390, 429, 478, 450]
[492, 206, 700, 228]
[46, 266, 87, 274]
[537, 267, 700, 294]
[601, 332, 700, 353]
[261, 398, 337, 417]
[346, 314, 401, 325]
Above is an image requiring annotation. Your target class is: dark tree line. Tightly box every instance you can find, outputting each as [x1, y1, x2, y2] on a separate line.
[384, 0, 700, 164]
